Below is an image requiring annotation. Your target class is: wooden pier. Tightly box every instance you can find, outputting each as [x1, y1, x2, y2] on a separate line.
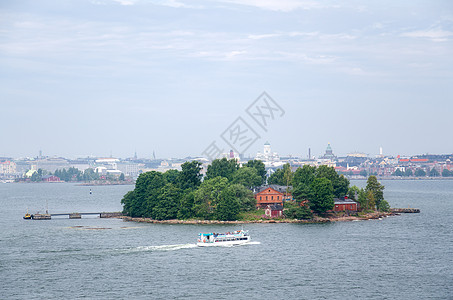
[28, 212, 123, 220]
[391, 208, 420, 213]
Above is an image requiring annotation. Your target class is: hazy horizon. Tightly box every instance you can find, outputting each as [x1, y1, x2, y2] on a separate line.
[1, 0, 452, 159]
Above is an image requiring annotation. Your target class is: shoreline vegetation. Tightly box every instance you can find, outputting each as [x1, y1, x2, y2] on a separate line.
[120, 211, 398, 224]
[120, 159, 397, 223]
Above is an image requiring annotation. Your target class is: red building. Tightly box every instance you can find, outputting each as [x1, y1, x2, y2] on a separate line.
[254, 185, 291, 208]
[42, 175, 61, 182]
[265, 204, 283, 218]
[333, 197, 358, 212]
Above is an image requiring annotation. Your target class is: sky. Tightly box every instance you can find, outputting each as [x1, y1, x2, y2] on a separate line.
[1, 0, 452, 159]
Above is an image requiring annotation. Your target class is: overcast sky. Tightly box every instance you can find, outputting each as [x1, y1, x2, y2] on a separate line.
[1, 0, 452, 159]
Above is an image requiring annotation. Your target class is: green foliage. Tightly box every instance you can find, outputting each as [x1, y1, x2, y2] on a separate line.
[359, 169, 368, 177]
[162, 169, 180, 185]
[193, 176, 229, 219]
[152, 183, 181, 220]
[292, 165, 316, 187]
[308, 177, 334, 214]
[225, 184, 256, 212]
[357, 188, 368, 210]
[54, 167, 83, 182]
[244, 160, 266, 185]
[377, 199, 390, 212]
[393, 169, 404, 176]
[119, 173, 125, 181]
[404, 169, 413, 177]
[216, 188, 240, 221]
[231, 167, 262, 188]
[414, 169, 426, 177]
[179, 161, 202, 190]
[366, 175, 385, 210]
[315, 165, 349, 198]
[347, 185, 360, 201]
[292, 183, 310, 202]
[366, 190, 376, 210]
[284, 202, 313, 219]
[442, 169, 452, 177]
[31, 171, 41, 182]
[429, 168, 440, 177]
[268, 163, 292, 186]
[177, 191, 195, 220]
[205, 158, 239, 181]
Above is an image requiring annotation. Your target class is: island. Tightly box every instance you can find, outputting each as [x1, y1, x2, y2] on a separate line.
[120, 158, 398, 224]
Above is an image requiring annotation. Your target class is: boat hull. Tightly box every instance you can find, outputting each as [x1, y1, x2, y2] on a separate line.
[197, 237, 251, 247]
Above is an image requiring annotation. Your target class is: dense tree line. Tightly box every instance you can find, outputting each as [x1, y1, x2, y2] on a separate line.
[54, 167, 101, 182]
[392, 167, 451, 177]
[121, 160, 259, 221]
[289, 165, 350, 215]
[347, 176, 390, 212]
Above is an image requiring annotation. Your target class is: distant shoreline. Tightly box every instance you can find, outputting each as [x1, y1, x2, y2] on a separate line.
[121, 211, 396, 225]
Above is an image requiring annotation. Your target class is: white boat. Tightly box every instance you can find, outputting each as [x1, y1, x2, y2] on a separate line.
[197, 230, 251, 247]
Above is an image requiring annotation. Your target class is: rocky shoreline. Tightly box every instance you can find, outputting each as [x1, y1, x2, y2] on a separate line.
[120, 211, 396, 225]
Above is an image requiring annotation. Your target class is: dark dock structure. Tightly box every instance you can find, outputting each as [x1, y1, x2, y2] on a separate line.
[28, 212, 123, 220]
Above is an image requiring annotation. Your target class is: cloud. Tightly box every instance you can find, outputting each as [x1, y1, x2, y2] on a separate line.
[112, 0, 137, 5]
[218, 0, 326, 12]
[401, 28, 453, 42]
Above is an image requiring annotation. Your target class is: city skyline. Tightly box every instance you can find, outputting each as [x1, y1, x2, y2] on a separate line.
[1, 1, 452, 158]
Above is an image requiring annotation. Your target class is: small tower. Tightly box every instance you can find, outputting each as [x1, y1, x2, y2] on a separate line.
[264, 141, 271, 156]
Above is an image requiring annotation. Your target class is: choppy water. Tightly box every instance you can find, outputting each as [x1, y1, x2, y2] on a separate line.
[0, 181, 452, 299]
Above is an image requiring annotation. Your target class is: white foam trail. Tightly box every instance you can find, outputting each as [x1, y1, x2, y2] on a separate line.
[125, 244, 198, 253]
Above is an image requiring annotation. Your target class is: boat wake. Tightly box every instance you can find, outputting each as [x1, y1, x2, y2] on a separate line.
[120, 244, 198, 253]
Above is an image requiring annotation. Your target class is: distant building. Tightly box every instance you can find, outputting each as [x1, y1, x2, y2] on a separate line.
[265, 204, 283, 218]
[0, 160, 16, 174]
[42, 175, 61, 182]
[255, 142, 280, 163]
[333, 197, 358, 212]
[254, 185, 292, 208]
[320, 143, 336, 160]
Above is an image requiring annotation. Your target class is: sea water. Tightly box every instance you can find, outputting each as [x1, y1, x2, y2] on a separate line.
[0, 180, 452, 299]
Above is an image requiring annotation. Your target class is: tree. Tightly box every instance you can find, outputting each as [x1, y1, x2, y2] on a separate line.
[163, 169, 180, 185]
[393, 169, 404, 176]
[244, 160, 266, 185]
[31, 171, 41, 182]
[414, 169, 426, 177]
[177, 191, 195, 219]
[231, 167, 262, 189]
[136, 171, 166, 217]
[268, 163, 291, 186]
[216, 188, 240, 221]
[224, 184, 256, 212]
[179, 161, 202, 190]
[193, 176, 229, 219]
[152, 183, 182, 220]
[359, 169, 368, 177]
[308, 177, 334, 214]
[315, 165, 349, 198]
[442, 169, 451, 177]
[347, 185, 361, 201]
[292, 165, 316, 187]
[121, 191, 138, 217]
[429, 168, 440, 177]
[284, 201, 313, 219]
[366, 190, 376, 210]
[119, 173, 125, 181]
[404, 169, 413, 177]
[357, 188, 368, 210]
[205, 158, 239, 181]
[377, 199, 390, 212]
[366, 175, 385, 210]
